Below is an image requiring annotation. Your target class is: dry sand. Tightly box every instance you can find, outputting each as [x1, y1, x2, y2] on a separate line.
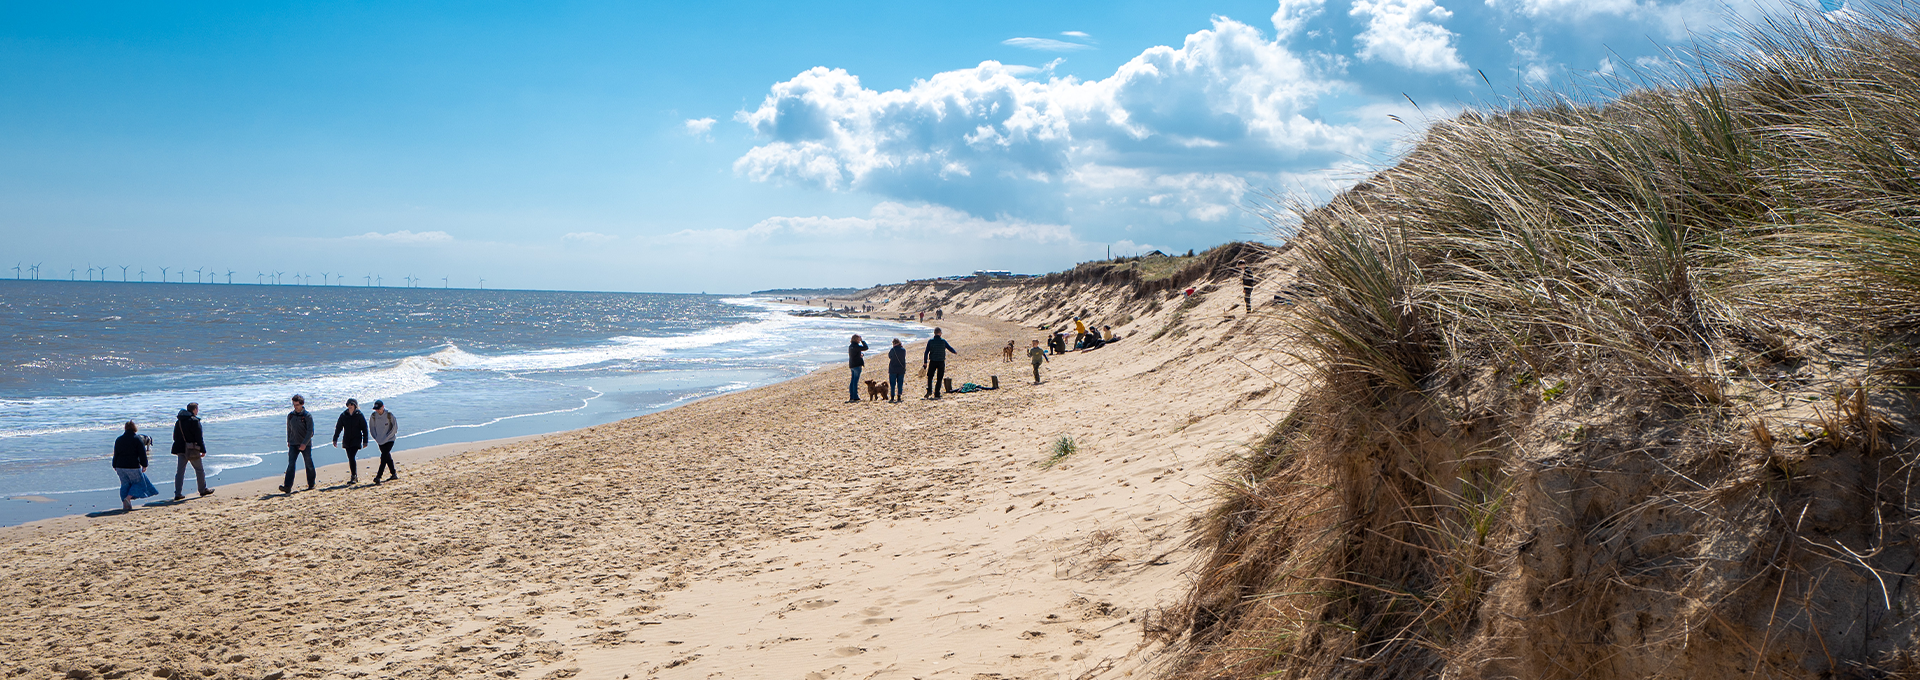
[0, 284, 1299, 680]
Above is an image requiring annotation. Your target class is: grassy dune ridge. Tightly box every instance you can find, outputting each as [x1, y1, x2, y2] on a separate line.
[1167, 6, 1920, 679]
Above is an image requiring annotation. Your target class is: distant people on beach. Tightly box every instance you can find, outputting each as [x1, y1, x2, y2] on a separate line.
[846, 334, 869, 403]
[1240, 262, 1255, 312]
[170, 402, 214, 501]
[923, 328, 958, 399]
[1028, 339, 1048, 384]
[1049, 332, 1067, 355]
[113, 421, 156, 511]
[369, 400, 400, 483]
[280, 394, 315, 494]
[887, 338, 907, 403]
[1103, 325, 1118, 343]
[936, 309, 943, 321]
[332, 398, 369, 485]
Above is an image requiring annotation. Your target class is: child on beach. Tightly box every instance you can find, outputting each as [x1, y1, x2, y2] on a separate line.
[1027, 339, 1047, 384]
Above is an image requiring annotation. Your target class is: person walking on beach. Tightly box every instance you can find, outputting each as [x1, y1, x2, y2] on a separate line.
[112, 421, 155, 511]
[923, 327, 958, 399]
[170, 402, 214, 500]
[280, 394, 315, 494]
[887, 338, 907, 403]
[369, 400, 400, 483]
[1027, 339, 1048, 384]
[332, 398, 370, 485]
[1240, 261, 1256, 313]
[846, 334, 869, 403]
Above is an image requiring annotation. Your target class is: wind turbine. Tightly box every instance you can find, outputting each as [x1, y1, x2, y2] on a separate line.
[256, 272, 265, 285]
[478, 278, 485, 289]
[226, 270, 235, 284]
[363, 274, 371, 286]
[376, 275, 383, 286]
[119, 265, 129, 282]
[69, 267, 77, 280]
[193, 267, 203, 284]
[138, 268, 147, 282]
[403, 274, 414, 287]
[442, 276, 448, 288]
[320, 272, 329, 286]
[159, 266, 170, 283]
[10, 263, 18, 279]
[30, 263, 42, 280]
[86, 264, 96, 281]
[274, 271, 285, 285]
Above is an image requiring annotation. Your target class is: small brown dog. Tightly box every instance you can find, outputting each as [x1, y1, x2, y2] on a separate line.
[1002, 340, 1016, 362]
[864, 379, 890, 401]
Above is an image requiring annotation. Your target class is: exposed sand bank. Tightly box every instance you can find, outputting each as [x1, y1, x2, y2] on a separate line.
[0, 275, 1299, 680]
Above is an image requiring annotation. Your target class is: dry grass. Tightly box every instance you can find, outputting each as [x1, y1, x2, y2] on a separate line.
[1167, 5, 1920, 679]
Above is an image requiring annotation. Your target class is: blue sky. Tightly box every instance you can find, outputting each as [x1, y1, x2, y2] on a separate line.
[0, 0, 1845, 292]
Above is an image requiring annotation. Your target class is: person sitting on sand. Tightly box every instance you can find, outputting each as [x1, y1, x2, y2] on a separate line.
[887, 338, 907, 403]
[1103, 325, 1119, 343]
[332, 398, 370, 485]
[369, 400, 400, 483]
[112, 421, 154, 511]
[280, 394, 315, 494]
[923, 328, 959, 399]
[170, 402, 213, 501]
[846, 334, 869, 404]
[1028, 339, 1048, 384]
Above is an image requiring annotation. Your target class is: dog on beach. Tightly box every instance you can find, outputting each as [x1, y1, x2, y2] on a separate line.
[864, 379, 889, 401]
[1002, 340, 1016, 362]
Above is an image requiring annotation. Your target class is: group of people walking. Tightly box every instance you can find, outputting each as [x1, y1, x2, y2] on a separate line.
[846, 328, 963, 403]
[110, 395, 403, 511]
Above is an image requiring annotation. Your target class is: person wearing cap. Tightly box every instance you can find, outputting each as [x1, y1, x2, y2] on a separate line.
[170, 402, 214, 500]
[331, 398, 370, 485]
[280, 394, 315, 493]
[368, 400, 400, 483]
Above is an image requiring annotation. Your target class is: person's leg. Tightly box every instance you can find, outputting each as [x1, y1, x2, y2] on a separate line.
[302, 449, 316, 488]
[174, 455, 190, 500]
[1033, 361, 1042, 384]
[282, 448, 298, 492]
[190, 455, 209, 494]
[377, 442, 397, 480]
[848, 366, 862, 402]
[889, 372, 904, 402]
[345, 448, 359, 482]
[930, 363, 946, 398]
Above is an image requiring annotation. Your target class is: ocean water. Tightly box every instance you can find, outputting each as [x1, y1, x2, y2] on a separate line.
[0, 280, 924, 525]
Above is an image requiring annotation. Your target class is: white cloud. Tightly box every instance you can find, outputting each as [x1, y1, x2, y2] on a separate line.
[1062, 30, 1092, 38]
[1351, 0, 1467, 73]
[1003, 37, 1094, 51]
[1510, 32, 1555, 84]
[684, 117, 716, 139]
[349, 230, 453, 244]
[563, 231, 618, 244]
[734, 17, 1378, 221]
[663, 201, 1072, 247]
[1273, 0, 1329, 38]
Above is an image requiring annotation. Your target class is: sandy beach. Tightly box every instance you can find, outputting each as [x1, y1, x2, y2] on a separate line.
[0, 278, 1298, 680]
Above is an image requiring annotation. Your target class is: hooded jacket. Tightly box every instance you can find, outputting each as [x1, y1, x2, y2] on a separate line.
[287, 409, 314, 448]
[171, 409, 205, 455]
[334, 409, 369, 450]
[369, 409, 398, 445]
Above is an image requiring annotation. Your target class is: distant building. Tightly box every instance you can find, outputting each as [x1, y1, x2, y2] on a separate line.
[973, 269, 1014, 278]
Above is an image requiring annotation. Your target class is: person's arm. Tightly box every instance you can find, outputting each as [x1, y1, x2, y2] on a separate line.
[332, 413, 344, 447]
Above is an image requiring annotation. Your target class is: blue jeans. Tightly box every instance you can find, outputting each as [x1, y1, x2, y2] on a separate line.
[283, 445, 314, 490]
[848, 366, 863, 401]
[888, 371, 905, 402]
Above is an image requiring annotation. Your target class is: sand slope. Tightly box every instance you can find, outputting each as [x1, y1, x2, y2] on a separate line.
[0, 273, 1299, 680]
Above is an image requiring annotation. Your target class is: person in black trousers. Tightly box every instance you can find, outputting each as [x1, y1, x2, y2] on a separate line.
[887, 338, 907, 403]
[280, 394, 315, 494]
[369, 400, 400, 483]
[846, 334, 869, 403]
[332, 398, 370, 485]
[923, 328, 959, 399]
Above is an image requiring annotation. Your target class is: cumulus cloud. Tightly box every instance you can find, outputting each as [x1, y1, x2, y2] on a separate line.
[1003, 37, 1094, 51]
[684, 117, 716, 139]
[1350, 0, 1467, 73]
[663, 202, 1072, 247]
[349, 230, 452, 244]
[734, 16, 1379, 220]
[1273, 0, 1329, 38]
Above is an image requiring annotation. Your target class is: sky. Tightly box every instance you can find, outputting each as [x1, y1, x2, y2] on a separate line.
[0, 0, 1852, 292]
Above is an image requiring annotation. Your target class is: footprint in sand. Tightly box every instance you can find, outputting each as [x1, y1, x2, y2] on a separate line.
[800, 599, 835, 610]
[833, 646, 867, 656]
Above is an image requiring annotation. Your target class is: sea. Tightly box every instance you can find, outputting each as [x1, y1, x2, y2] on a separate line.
[0, 280, 924, 526]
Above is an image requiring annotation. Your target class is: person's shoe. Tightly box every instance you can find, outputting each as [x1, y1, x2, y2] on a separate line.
[172, 495, 186, 502]
[348, 477, 358, 485]
[277, 485, 291, 494]
[200, 489, 215, 496]
[306, 484, 315, 490]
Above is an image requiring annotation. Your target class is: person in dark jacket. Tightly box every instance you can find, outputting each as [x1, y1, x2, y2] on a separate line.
[170, 402, 214, 500]
[845, 334, 869, 403]
[112, 421, 152, 511]
[280, 394, 315, 494]
[332, 398, 370, 485]
[886, 338, 907, 403]
[922, 328, 959, 399]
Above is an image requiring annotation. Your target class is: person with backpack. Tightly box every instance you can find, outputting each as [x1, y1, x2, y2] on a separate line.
[331, 398, 370, 485]
[922, 327, 959, 399]
[170, 402, 214, 500]
[368, 400, 400, 483]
